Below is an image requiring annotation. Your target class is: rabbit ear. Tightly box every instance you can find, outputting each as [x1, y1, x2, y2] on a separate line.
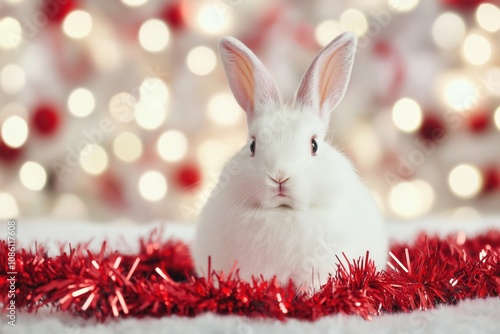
[294, 32, 357, 121]
[219, 36, 281, 122]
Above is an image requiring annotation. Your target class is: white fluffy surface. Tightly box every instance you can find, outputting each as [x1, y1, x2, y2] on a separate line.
[1, 216, 500, 333]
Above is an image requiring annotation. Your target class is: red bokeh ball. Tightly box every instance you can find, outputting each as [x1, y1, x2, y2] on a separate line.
[31, 103, 61, 136]
[418, 114, 446, 141]
[0, 138, 22, 163]
[161, 1, 188, 30]
[482, 167, 500, 194]
[41, 0, 79, 24]
[175, 163, 202, 190]
[441, 0, 487, 10]
[468, 111, 490, 133]
[100, 173, 125, 208]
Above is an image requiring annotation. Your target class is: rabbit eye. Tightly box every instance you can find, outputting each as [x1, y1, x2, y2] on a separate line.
[311, 138, 318, 156]
[250, 139, 256, 156]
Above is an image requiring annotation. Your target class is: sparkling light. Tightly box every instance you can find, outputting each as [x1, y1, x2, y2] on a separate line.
[476, 3, 500, 32]
[391, 97, 422, 133]
[315, 20, 343, 47]
[1, 115, 28, 148]
[339, 9, 368, 36]
[197, 3, 230, 34]
[463, 34, 491, 65]
[63, 10, 93, 39]
[494, 106, 500, 130]
[186, 46, 217, 76]
[138, 171, 168, 201]
[388, 0, 420, 12]
[0, 17, 22, 49]
[442, 77, 475, 111]
[0, 192, 19, 219]
[51, 193, 87, 219]
[68, 88, 95, 117]
[389, 180, 435, 218]
[79, 144, 109, 175]
[134, 100, 167, 130]
[113, 132, 143, 163]
[138, 19, 170, 52]
[109, 92, 136, 123]
[121, 0, 148, 6]
[1, 64, 26, 94]
[19, 161, 47, 191]
[432, 13, 466, 50]
[157, 130, 188, 162]
[448, 164, 483, 199]
[140, 78, 169, 103]
[207, 92, 242, 126]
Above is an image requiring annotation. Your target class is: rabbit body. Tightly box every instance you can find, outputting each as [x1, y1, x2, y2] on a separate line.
[193, 32, 388, 291]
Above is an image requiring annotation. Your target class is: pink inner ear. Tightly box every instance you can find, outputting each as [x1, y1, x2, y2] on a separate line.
[318, 52, 339, 114]
[225, 44, 255, 112]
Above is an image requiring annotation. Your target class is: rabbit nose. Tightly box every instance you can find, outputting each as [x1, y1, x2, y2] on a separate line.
[269, 176, 289, 184]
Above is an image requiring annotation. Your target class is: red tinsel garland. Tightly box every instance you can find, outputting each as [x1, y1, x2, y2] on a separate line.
[1, 229, 499, 321]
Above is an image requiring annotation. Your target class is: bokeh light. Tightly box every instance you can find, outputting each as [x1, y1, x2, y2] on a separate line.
[432, 13, 466, 50]
[476, 3, 500, 32]
[140, 78, 169, 103]
[315, 20, 342, 47]
[1, 63, 26, 94]
[138, 171, 168, 201]
[19, 161, 47, 191]
[462, 34, 491, 65]
[197, 3, 230, 33]
[68, 88, 96, 117]
[207, 92, 242, 126]
[134, 100, 167, 130]
[113, 132, 143, 163]
[186, 46, 217, 76]
[138, 19, 170, 52]
[1, 115, 28, 148]
[388, 0, 420, 12]
[109, 92, 137, 123]
[63, 10, 93, 39]
[121, 0, 148, 7]
[0, 192, 19, 219]
[51, 193, 88, 219]
[448, 164, 483, 199]
[0, 17, 22, 49]
[494, 106, 500, 130]
[79, 144, 109, 175]
[391, 98, 422, 133]
[442, 77, 475, 111]
[157, 130, 188, 162]
[339, 9, 368, 36]
[389, 180, 435, 218]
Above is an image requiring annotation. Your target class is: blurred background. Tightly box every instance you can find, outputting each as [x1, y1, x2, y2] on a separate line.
[0, 0, 499, 224]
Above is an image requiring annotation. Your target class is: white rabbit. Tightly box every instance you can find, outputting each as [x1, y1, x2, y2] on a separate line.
[193, 32, 388, 292]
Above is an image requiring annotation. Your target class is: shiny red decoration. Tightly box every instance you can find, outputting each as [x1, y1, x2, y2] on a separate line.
[0, 138, 22, 163]
[418, 114, 446, 141]
[468, 111, 490, 133]
[482, 167, 500, 193]
[41, 0, 79, 24]
[1, 229, 500, 321]
[175, 163, 202, 190]
[31, 103, 61, 136]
